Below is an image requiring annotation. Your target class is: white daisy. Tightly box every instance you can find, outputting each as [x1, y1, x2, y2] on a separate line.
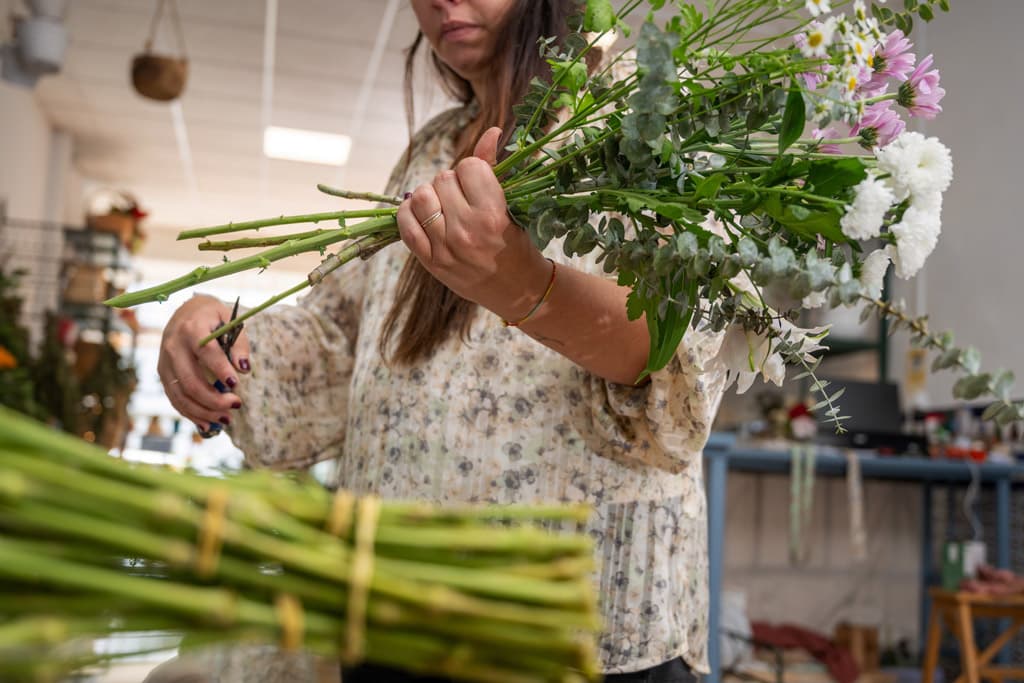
[800, 17, 838, 59]
[806, 0, 832, 17]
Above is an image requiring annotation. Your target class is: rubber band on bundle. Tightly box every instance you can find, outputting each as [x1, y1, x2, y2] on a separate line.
[275, 593, 305, 652]
[342, 495, 380, 664]
[326, 489, 355, 538]
[196, 487, 229, 577]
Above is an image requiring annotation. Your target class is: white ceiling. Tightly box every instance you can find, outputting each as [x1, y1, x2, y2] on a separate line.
[23, 0, 456, 266]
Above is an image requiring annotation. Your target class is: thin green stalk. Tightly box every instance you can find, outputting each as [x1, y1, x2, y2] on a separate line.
[316, 185, 403, 205]
[197, 229, 332, 251]
[198, 231, 399, 345]
[176, 208, 396, 241]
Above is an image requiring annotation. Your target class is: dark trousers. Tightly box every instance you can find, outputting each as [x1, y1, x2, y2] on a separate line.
[342, 657, 699, 683]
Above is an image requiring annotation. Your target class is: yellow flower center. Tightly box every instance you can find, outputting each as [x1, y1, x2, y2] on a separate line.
[808, 32, 823, 48]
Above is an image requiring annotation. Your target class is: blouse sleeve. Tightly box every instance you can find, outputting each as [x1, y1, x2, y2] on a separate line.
[225, 257, 369, 470]
[554, 208, 729, 474]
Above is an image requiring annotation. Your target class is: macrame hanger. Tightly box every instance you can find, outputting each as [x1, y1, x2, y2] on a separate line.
[144, 0, 188, 58]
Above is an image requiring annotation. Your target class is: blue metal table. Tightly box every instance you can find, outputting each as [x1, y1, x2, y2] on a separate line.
[703, 436, 1023, 683]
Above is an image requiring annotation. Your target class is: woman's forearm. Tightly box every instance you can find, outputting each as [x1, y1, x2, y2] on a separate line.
[514, 263, 652, 386]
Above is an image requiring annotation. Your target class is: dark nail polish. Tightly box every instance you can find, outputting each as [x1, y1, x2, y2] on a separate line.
[219, 416, 231, 426]
[226, 376, 237, 388]
[403, 191, 412, 199]
[239, 358, 251, 372]
[231, 401, 241, 410]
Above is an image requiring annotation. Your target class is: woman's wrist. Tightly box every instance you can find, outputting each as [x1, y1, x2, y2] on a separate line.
[477, 251, 554, 324]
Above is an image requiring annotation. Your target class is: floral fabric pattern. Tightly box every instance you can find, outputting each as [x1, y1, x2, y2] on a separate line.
[228, 103, 728, 676]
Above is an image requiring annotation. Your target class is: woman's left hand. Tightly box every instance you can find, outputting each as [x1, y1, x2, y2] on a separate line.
[396, 127, 552, 322]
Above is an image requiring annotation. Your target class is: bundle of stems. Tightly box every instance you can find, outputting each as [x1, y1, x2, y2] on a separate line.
[0, 407, 601, 683]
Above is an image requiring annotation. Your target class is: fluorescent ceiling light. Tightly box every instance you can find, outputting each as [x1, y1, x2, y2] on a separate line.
[263, 126, 352, 166]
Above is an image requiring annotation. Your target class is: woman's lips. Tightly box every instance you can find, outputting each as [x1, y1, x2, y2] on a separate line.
[441, 22, 480, 42]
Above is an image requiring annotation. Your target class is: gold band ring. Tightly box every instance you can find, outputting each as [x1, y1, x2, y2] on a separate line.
[420, 209, 443, 229]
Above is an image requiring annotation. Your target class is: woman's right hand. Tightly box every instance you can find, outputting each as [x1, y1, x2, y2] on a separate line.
[158, 295, 251, 431]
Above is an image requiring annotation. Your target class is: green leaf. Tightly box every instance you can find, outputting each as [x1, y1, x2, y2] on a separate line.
[919, 4, 934, 20]
[961, 346, 982, 374]
[762, 201, 846, 243]
[778, 88, 806, 155]
[952, 373, 991, 401]
[807, 158, 869, 197]
[931, 347, 960, 372]
[981, 401, 1006, 422]
[695, 173, 727, 201]
[583, 0, 615, 32]
[993, 370, 1015, 400]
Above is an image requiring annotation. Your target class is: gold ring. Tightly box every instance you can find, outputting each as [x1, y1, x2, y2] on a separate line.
[169, 378, 181, 386]
[420, 209, 443, 229]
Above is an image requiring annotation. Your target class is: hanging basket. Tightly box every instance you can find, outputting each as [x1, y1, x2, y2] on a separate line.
[131, 53, 188, 101]
[131, 0, 189, 102]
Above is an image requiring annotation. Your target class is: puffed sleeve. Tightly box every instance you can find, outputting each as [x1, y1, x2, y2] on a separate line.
[225, 257, 369, 470]
[558, 239, 729, 474]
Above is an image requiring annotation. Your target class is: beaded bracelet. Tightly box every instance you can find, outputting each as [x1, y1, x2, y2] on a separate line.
[502, 258, 557, 328]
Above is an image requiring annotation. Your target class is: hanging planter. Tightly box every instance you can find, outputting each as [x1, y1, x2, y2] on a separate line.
[131, 0, 188, 102]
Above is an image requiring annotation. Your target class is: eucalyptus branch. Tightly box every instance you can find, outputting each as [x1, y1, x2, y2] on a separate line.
[862, 297, 1022, 425]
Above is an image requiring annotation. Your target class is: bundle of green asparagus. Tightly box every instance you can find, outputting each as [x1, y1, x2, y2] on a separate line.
[0, 407, 601, 683]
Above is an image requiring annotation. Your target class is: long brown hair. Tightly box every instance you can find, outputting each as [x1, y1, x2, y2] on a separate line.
[380, 0, 578, 365]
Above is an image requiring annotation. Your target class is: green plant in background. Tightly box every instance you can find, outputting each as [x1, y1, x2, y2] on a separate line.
[0, 267, 46, 421]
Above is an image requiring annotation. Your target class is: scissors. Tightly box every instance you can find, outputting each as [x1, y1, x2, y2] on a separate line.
[198, 297, 243, 439]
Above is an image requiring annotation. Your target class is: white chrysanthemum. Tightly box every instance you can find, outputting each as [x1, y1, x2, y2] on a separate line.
[840, 172, 896, 240]
[859, 249, 891, 299]
[806, 0, 831, 17]
[803, 290, 828, 309]
[875, 132, 954, 201]
[888, 200, 942, 278]
[800, 17, 837, 58]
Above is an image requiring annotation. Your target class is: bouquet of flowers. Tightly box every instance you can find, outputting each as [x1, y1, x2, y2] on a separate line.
[106, 0, 1013, 427]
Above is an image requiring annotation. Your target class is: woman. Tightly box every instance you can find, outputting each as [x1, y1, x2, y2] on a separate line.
[158, 1, 728, 681]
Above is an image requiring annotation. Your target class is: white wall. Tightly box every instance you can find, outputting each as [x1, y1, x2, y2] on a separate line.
[0, 81, 52, 220]
[888, 1, 1024, 407]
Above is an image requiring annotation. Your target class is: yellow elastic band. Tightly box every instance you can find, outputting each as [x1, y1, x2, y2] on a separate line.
[326, 489, 355, 538]
[196, 487, 229, 577]
[502, 258, 557, 328]
[343, 495, 381, 664]
[275, 593, 305, 652]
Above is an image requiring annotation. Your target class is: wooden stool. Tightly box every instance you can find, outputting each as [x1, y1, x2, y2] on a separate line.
[923, 588, 1024, 683]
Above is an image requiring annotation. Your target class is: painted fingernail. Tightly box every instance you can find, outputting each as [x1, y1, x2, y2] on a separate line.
[219, 416, 231, 426]
[231, 401, 241, 410]
[195, 422, 206, 431]
[226, 376, 237, 388]
[403, 191, 412, 199]
[239, 358, 251, 372]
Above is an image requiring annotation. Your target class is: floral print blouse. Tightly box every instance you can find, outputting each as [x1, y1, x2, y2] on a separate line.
[227, 104, 729, 676]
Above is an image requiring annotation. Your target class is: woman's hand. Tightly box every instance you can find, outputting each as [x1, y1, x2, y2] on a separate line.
[158, 295, 251, 431]
[396, 127, 552, 323]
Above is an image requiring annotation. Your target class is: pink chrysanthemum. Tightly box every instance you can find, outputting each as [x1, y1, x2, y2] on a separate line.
[897, 53, 945, 119]
[864, 30, 916, 93]
[811, 126, 843, 154]
[851, 101, 906, 149]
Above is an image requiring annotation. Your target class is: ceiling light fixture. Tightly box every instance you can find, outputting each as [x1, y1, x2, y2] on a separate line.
[263, 126, 351, 166]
